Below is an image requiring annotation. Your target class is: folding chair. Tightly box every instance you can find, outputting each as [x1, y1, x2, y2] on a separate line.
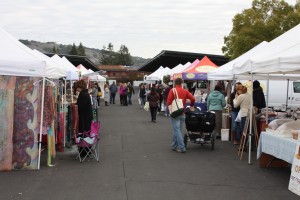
[75, 121, 100, 163]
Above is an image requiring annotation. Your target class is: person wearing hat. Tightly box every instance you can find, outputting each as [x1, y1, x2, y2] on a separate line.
[253, 80, 266, 113]
[253, 80, 266, 144]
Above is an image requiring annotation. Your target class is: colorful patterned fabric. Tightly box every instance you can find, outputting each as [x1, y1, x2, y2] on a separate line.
[12, 77, 40, 170]
[0, 76, 16, 171]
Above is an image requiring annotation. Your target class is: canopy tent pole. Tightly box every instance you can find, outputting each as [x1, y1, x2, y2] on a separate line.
[64, 78, 67, 148]
[71, 80, 73, 103]
[37, 77, 46, 170]
[248, 73, 254, 165]
[286, 79, 290, 111]
[266, 75, 270, 124]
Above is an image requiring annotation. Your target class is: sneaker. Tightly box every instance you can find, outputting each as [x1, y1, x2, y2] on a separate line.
[177, 149, 186, 153]
[172, 148, 176, 151]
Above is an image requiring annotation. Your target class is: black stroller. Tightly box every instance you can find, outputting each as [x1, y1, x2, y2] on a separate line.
[184, 107, 216, 150]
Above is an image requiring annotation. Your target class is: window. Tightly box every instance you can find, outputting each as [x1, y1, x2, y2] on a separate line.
[293, 82, 300, 93]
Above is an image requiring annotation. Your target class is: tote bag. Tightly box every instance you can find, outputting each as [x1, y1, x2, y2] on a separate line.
[144, 101, 149, 111]
[168, 89, 184, 118]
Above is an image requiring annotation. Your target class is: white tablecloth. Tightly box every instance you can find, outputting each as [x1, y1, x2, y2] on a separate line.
[257, 131, 298, 164]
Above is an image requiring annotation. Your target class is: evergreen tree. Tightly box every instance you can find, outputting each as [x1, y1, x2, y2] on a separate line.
[100, 43, 117, 64]
[69, 43, 78, 55]
[78, 42, 86, 56]
[52, 46, 59, 54]
[117, 45, 133, 66]
[222, 0, 300, 59]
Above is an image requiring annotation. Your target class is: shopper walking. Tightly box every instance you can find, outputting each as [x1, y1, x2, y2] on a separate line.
[119, 83, 124, 105]
[163, 82, 172, 116]
[96, 83, 102, 107]
[109, 81, 118, 104]
[147, 87, 160, 123]
[104, 84, 110, 106]
[167, 78, 195, 153]
[122, 83, 128, 106]
[207, 84, 226, 139]
[90, 83, 98, 109]
[139, 83, 146, 109]
[127, 82, 135, 105]
[156, 84, 163, 112]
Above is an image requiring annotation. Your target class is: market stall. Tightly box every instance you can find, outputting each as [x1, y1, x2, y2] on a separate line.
[0, 27, 62, 171]
[232, 23, 300, 195]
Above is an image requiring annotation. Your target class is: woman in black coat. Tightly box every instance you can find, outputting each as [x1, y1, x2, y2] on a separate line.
[147, 87, 160, 123]
[253, 80, 266, 113]
[76, 80, 93, 133]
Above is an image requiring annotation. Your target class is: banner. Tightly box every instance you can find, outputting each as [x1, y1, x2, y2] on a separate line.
[289, 136, 300, 196]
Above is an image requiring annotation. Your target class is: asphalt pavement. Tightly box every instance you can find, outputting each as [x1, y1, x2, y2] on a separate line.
[0, 93, 298, 200]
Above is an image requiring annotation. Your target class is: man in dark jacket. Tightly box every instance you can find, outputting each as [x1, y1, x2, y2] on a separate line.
[109, 81, 118, 104]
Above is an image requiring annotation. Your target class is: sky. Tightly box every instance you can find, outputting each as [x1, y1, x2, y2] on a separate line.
[0, 0, 297, 58]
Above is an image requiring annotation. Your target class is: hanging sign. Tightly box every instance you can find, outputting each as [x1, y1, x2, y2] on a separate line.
[289, 135, 300, 196]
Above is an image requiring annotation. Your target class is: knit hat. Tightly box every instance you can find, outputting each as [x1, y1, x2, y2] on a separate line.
[253, 80, 260, 89]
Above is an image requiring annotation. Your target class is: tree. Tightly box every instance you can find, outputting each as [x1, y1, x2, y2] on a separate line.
[222, 0, 300, 60]
[69, 43, 78, 55]
[117, 45, 133, 66]
[100, 43, 117, 65]
[52, 46, 59, 54]
[77, 42, 86, 56]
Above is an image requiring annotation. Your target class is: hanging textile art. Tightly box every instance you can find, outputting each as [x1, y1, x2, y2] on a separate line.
[0, 76, 16, 171]
[12, 77, 40, 170]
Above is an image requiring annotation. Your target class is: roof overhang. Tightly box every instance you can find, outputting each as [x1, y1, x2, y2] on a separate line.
[139, 50, 229, 72]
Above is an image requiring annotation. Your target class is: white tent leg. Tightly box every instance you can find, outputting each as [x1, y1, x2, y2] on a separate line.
[248, 74, 253, 165]
[37, 77, 46, 170]
[71, 80, 73, 103]
[266, 75, 270, 124]
[64, 79, 67, 148]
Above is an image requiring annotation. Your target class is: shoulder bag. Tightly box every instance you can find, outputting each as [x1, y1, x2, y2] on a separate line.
[168, 88, 184, 118]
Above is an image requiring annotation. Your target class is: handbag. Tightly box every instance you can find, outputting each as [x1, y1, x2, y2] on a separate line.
[144, 101, 149, 111]
[168, 88, 184, 118]
[97, 91, 102, 97]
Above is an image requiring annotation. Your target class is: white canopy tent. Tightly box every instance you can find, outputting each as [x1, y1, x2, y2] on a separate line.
[0, 27, 49, 170]
[231, 24, 300, 165]
[233, 23, 300, 75]
[207, 41, 269, 80]
[32, 50, 66, 79]
[0, 27, 46, 77]
[168, 62, 192, 77]
[88, 74, 106, 81]
[51, 55, 79, 80]
[145, 66, 171, 81]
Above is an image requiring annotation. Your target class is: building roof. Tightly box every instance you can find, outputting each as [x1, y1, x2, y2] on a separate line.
[98, 65, 126, 70]
[45, 53, 99, 72]
[98, 65, 139, 72]
[139, 50, 229, 72]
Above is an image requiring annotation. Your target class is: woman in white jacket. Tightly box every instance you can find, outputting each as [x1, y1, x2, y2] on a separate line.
[233, 85, 251, 141]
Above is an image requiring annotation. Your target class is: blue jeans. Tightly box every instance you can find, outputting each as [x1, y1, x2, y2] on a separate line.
[110, 93, 116, 104]
[230, 111, 241, 141]
[92, 96, 98, 109]
[164, 101, 169, 116]
[140, 96, 146, 107]
[171, 114, 186, 151]
[127, 93, 132, 105]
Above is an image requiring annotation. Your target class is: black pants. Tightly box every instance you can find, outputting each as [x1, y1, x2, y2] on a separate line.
[150, 106, 158, 121]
